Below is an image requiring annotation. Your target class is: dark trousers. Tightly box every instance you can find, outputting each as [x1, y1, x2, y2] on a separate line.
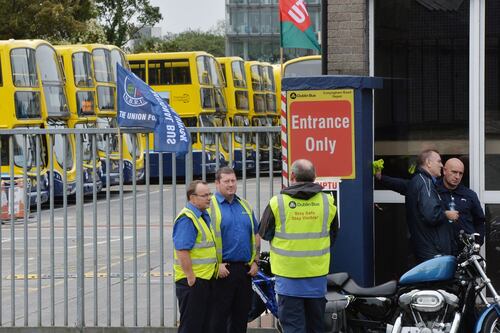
[210, 262, 252, 333]
[176, 277, 213, 333]
[277, 294, 326, 333]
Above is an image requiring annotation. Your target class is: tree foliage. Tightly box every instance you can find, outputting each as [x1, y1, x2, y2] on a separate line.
[0, 0, 97, 42]
[95, 0, 162, 47]
[133, 30, 225, 56]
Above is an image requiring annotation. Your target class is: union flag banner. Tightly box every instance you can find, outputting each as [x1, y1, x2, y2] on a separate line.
[279, 0, 320, 51]
[116, 64, 191, 154]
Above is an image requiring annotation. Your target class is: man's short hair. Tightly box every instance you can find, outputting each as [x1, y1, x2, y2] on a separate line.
[291, 159, 316, 182]
[417, 149, 440, 167]
[186, 180, 208, 200]
[215, 166, 236, 181]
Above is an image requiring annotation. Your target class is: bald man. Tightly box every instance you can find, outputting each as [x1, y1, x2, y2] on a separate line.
[376, 157, 485, 246]
[437, 158, 485, 244]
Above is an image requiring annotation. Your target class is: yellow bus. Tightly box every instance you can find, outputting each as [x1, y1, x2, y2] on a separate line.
[261, 62, 281, 170]
[81, 44, 121, 186]
[244, 60, 271, 169]
[127, 51, 227, 177]
[217, 56, 254, 171]
[0, 39, 50, 206]
[107, 44, 145, 184]
[282, 55, 321, 78]
[55, 45, 103, 195]
[33, 40, 78, 197]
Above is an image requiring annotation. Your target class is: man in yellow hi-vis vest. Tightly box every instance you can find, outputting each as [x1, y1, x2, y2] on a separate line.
[208, 167, 260, 333]
[173, 180, 217, 333]
[259, 159, 338, 333]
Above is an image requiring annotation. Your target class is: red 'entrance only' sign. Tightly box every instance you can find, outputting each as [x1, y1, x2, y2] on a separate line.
[287, 89, 355, 179]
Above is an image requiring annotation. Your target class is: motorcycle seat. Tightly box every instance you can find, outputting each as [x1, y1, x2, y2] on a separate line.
[342, 278, 397, 297]
[327, 273, 350, 288]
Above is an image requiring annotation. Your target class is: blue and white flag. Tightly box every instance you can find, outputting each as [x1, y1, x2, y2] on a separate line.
[116, 64, 191, 154]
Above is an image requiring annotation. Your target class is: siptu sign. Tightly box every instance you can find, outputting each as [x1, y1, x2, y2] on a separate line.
[287, 89, 355, 185]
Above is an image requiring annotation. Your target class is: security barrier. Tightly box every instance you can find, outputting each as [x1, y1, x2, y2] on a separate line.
[0, 126, 280, 330]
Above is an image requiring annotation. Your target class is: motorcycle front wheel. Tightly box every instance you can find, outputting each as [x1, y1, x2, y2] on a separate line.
[480, 310, 500, 333]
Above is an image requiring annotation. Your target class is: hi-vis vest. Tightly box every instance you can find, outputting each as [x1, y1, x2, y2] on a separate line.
[269, 192, 336, 278]
[173, 207, 217, 282]
[209, 195, 256, 265]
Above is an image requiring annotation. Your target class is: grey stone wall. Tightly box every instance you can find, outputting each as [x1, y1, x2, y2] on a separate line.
[327, 0, 369, 75]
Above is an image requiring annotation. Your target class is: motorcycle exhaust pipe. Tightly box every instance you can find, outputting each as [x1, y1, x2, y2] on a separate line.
[388, 313, 402, 333]
[449, 312, 461, 333]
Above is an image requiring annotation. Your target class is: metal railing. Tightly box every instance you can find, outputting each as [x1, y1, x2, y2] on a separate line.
[0, 126, 281, 329]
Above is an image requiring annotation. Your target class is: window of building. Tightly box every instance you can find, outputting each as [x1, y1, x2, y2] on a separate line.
[485, 205, 500, 288]
[261, 8, 272, 33]
[231, 42, 245, 57]
[271, 7, 280, 33]
[249, 9, 260, 33]
[374, 0, 470, 188]
[248, 40, 262, 60]
[230, 8, 247, 33]
[485, 1, 500, 190]
[374, 0, 471, 282]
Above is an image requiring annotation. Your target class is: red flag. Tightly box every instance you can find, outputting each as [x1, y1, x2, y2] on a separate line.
[279, 0, 320, 51]
[280, 0, 312, 32]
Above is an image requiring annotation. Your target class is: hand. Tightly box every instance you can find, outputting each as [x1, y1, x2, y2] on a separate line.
[187, 275, 196, 287]
[218, 263, 230, 278]
[248, 261, 259, 277]
[445, 210, 459, 222]
[375, 171, 382, 180]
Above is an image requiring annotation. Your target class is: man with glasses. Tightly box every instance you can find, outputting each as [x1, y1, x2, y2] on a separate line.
[209, 167, 260, 333]
[173, 180, 217, 333]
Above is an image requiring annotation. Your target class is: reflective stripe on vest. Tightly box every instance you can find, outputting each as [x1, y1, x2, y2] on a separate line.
[173, 207, 217, 281]
[209, 196, 256, 264]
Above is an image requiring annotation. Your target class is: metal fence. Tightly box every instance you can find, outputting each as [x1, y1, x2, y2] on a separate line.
[0, 126, 281, 329]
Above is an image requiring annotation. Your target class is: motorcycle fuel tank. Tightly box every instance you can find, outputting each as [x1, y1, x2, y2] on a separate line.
[399, 256, 457, 285]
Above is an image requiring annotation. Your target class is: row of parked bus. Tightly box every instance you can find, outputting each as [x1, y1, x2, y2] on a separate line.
[126, 53, 284, 177]
[0, 38, 316, 207]
[0, 40, 145, 208]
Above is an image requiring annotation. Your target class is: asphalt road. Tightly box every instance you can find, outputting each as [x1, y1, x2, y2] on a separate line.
[0, 176, 281, 327]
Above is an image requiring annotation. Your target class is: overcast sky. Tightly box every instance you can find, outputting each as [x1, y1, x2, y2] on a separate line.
[149, 0, 225, 34]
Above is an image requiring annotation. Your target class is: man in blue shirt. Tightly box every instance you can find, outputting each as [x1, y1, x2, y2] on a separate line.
[172, 180, 217, 333]
[209, 167, 260, 333]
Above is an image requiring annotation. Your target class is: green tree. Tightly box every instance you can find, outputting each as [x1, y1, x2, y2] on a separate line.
[133, 30, 225, 56]
[0, 0, 98, 42]
[96, 0, 162, 47]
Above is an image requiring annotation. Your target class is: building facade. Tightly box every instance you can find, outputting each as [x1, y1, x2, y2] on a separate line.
[327, 0, 500, 285]
[225, 0, 321, 61]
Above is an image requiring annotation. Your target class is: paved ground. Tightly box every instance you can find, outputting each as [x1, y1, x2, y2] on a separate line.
[0, 176, 281, 329]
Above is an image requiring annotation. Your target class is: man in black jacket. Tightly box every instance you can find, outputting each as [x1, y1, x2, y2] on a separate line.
[405, 149, 459, 263]
[376, 157, 485, 246]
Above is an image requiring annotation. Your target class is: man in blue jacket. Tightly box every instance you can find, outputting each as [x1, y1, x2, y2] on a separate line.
[376, 157, 485, 246]
[405, 149, 459, 262]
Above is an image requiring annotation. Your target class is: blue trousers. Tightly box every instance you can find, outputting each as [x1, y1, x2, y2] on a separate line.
[278, 295, 326, 333]
[210, 262, 252, 333]
[176, 277, 213, 333]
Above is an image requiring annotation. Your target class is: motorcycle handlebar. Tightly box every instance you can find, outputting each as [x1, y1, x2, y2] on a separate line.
[458, 231, 481, 260]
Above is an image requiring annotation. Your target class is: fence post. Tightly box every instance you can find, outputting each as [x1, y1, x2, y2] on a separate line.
[75, 133, 85, 328]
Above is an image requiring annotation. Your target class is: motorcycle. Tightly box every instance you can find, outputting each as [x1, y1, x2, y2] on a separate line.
[326, 232, 500, 333]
